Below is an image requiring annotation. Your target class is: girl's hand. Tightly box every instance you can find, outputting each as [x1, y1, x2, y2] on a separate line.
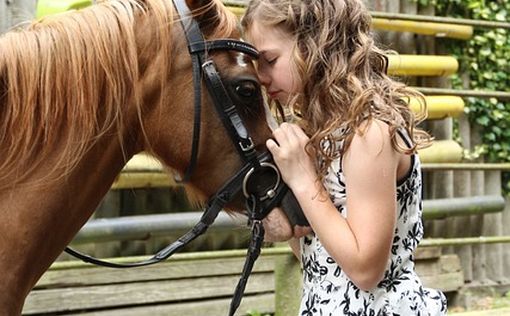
[265, 123, 317, 191]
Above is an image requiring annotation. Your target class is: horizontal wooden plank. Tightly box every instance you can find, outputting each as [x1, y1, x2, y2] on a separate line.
[416, 254, 461, 276]
[24, 273, 274, 314]
[35, 255, 277, 289]
[439, 254, 462, 273]
[65, 293, 274, 316]
[415, 246, 442, 260]
[421, 271, 464, 292]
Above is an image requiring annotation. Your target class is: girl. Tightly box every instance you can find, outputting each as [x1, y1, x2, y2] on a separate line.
[242, 0, 448, 315]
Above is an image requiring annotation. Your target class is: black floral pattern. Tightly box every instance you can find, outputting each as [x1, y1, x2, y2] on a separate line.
[299, 152, 447, 315]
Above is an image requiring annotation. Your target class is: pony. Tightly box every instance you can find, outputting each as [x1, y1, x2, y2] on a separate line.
[0, 0, 298, 313]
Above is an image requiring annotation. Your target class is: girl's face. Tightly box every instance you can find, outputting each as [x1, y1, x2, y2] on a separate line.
[247, 21, 301, 105]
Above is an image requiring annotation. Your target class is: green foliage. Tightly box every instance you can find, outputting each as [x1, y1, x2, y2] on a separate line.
[416, 0, 510, 191]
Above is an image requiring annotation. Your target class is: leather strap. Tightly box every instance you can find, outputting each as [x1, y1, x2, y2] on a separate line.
[64, 156, 256, 268]
[189, 39, 259, 58]
[229, 219, 265, 316]
[173, 1, 258, 182]
[202, 60, 259, 166]
[173, 0, 206, 182]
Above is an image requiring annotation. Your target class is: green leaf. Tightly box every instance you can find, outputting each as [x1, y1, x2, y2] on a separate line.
[476, 116, 490, 126]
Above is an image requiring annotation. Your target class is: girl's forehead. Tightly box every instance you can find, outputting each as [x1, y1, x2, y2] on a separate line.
[246, 21, 292, 49]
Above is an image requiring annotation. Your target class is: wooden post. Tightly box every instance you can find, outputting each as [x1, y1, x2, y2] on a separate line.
[274, 252, 301, 316]
[120, 189, 149, 256]
[0, 0, 7, 32]
[0, 0, 36, 33]
[94, 192, 121, 258]
[384, 0, 400, 49]
[417, 4, 454, 241]
[453, 113, 473, 282]
[396, 0, 417, 112]
[503, 199, 510, 282]
[370, 0, 388, 13]
[450, 69, 474, 282]
[470, 126, 487, 283]
[483, 171, 504, 283]
[398, 0, 417, 55]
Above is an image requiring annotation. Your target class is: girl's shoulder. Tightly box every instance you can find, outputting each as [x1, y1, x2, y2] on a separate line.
[348, 119, 395, 154]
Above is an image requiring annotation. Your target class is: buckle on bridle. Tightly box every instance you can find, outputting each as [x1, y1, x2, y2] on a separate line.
[239, 137, 254, 152]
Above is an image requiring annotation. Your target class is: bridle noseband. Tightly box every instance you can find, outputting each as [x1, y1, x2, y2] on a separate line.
[65, 1, 297, 315]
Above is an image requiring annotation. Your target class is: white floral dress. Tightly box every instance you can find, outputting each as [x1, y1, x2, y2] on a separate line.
[299, 139, 447, 316]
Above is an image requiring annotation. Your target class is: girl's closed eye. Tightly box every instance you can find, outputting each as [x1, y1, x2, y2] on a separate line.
[261, 53, 277, 65]
[266, 57, 277, 65]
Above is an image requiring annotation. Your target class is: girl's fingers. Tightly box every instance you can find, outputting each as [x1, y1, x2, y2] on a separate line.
[292, 124, 309, 141]
[272, 125, 290, 146]
[266, 138, 279, 153]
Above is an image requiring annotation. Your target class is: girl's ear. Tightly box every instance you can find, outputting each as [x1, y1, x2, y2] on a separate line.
[185, 0, 224, 36]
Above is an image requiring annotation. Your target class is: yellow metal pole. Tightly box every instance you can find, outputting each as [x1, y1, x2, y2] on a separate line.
[228, 6, 244, 18]
[409, 96, 465, 119]
[370, 11, 510, 30]
[387, 55, 458, 76]
[112, 140, 466, 189]
[418, 140, 463, 163]
[415, 87, 510, 100]
[227, 6, 473, 40]
[372, 18, 473, 40]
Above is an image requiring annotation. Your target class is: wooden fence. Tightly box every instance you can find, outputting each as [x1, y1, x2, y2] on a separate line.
[23, 247, 462, 315]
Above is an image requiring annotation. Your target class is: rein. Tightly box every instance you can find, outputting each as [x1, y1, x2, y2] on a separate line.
[65, 1, 296, 315]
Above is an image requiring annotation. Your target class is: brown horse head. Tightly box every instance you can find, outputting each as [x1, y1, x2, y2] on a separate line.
[138, 0, 273, 205]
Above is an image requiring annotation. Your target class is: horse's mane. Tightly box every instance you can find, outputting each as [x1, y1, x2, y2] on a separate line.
[0, 0, 238, 189]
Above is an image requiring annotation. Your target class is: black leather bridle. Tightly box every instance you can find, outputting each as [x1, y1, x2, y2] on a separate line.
[65, 1, 307, 315]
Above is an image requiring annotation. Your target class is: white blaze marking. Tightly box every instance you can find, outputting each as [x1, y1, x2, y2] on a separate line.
[236, 52, 248, 68]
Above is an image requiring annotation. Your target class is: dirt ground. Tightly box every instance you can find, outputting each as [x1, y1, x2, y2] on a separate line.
[450, 291, 510, 314]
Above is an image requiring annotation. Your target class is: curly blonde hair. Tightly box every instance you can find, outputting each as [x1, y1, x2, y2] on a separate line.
[242, 0, 431, 179]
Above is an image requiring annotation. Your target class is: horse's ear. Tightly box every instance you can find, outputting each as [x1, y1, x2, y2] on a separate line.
[185, 0, 224, 36]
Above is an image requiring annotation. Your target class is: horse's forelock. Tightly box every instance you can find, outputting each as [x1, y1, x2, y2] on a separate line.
[212, 0, 239, 39]
[190, 0, 239, 39]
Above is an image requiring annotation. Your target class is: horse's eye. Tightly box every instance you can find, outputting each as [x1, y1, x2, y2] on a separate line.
[235, 81, 258, 98]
